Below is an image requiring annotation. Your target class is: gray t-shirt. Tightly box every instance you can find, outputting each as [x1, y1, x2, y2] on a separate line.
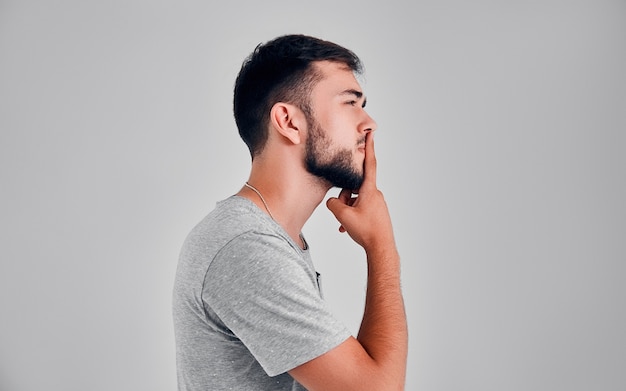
[173, 196, 351, 391]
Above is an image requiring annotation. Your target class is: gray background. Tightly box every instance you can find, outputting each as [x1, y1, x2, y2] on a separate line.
[1, 1, 625, 390]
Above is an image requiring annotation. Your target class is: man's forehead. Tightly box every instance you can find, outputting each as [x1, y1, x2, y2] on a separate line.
[312, 61, 362, 92]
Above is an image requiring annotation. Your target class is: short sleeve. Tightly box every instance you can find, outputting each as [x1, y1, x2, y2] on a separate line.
[203, 231, 351, 377]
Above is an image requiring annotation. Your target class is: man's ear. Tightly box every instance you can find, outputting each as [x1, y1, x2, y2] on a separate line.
[269, 102, 305, 145]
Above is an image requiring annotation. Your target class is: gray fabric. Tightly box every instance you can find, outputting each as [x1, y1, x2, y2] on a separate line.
[173, 196, 351, 391]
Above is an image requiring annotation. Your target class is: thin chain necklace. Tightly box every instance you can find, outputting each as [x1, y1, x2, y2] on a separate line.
[244, 182, 275, 220]
[244, 182, 308, 250]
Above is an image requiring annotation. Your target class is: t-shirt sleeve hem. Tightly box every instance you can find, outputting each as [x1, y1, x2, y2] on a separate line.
[265, 329, 353, 377]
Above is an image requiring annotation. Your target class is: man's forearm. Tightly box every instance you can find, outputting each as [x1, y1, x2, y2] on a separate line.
[357, 245, 408, 388]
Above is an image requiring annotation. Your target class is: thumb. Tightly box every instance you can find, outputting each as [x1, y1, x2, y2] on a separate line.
[326, 188, 353, 217]
[326, 196, 346, 218]
[326, 197, 349, 233]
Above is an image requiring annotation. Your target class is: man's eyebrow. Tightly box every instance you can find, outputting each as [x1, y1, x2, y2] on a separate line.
[339, 89, 363, 99]
[339, 89, 367, 107]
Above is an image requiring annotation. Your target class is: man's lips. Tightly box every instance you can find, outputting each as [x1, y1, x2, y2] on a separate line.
[356, 137, 367, 152]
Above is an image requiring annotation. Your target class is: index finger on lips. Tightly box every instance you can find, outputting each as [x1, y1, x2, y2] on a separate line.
[362, 131, 377, 188]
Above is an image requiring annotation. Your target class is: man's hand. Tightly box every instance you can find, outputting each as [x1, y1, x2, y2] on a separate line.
[326, 131, 395, 253]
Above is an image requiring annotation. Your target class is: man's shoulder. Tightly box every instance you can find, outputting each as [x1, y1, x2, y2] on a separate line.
[209, 195, 259, 221]
[192, 195, 267, 236]
[179, 196, 296, 265]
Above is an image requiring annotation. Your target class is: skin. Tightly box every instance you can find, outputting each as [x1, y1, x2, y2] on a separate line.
[237, 61, 408, 390]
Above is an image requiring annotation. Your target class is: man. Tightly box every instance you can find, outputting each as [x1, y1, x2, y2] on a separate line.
[173, 34, 407, 390]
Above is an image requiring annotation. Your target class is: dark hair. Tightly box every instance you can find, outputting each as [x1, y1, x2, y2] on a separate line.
[233, 34, 362, 157]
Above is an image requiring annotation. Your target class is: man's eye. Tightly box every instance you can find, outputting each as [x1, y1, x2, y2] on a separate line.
[347, 100, 357, 106]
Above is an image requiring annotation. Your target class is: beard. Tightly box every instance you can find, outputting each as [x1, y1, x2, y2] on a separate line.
[304, 116, 364, 190]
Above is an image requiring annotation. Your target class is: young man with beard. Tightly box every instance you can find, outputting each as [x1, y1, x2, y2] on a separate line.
[173, 34, 408, 390]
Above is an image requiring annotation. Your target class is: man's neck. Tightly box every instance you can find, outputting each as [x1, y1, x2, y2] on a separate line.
[237, 158, 331, 249]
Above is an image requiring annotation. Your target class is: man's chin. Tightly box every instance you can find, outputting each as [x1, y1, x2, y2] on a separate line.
[306, 159, 363, 191]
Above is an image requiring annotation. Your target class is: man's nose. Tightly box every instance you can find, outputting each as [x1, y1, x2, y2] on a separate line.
[362, 112, 377, 133]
